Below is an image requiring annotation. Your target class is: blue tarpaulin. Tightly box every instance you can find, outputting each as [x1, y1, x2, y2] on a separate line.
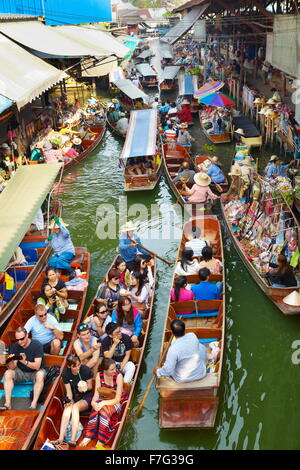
[178, 74, 198, 96]
[0, 95, 13, 113]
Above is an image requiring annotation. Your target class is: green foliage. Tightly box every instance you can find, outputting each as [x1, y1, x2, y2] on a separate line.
[203, 144, 217, 155]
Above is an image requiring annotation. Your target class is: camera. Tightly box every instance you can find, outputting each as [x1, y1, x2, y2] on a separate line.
[107, 298, 114, 310]
[51, 294, 56, 301]
[61, 396, 71, 405]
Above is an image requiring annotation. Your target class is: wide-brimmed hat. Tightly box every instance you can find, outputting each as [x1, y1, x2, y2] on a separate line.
[253, 98, 262, 104]
[48, 217, 69, 229]
[1, 143, 9, 149]
[73, 137, 82, 145]
[182, 99, 190, 105]
[283, 290, 300, 307]
[43, 141, 52, 151]
[228, 165, 242, 176]
[235, 128, 245, 136]
[240, 158, 252, 166]
[271, 94, 281, 102]
[267, 98, 276, 105]
[270, 155, 279, 162]
[258, 106, 269, 115]
[179, 122, 188, 129]
[121, 221, 137, 232]
[209, 156, 219, 164]
[112, 98, 119, 104]
[194, 172, 211, 186]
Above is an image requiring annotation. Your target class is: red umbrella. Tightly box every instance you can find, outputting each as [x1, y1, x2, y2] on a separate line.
[198, 92, 236, 107]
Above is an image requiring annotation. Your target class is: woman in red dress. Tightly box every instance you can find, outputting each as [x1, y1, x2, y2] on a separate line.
[178, 99, 192, 123]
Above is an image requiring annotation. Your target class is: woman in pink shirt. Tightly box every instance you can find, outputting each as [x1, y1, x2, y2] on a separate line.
[183, 173, 219, 203]
[43, 142, 64, 163]
[170, 275, 194, 315]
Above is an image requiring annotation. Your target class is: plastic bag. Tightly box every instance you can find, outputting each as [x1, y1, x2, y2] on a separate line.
[65, 420, 84, 443]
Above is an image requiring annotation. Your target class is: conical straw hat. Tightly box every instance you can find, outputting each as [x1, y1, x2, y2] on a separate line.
[283, 290, 300, 307]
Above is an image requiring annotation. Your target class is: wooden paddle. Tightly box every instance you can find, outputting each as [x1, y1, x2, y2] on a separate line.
[128, 238, 174, 266]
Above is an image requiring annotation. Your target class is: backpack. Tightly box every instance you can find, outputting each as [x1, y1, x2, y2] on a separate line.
[30, 364, 60, 404]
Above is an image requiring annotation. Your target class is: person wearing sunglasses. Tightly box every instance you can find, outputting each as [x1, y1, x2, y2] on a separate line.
[102, 322, 135, 383]
[96, 268, 127, 310]
[24, 304, 63, 355]
[0, 327, 46, 410]
[82, 301, 112, 343]
[73, 324, 100, 376]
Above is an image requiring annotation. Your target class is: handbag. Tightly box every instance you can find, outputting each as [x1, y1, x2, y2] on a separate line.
[97, 386, 116, 400]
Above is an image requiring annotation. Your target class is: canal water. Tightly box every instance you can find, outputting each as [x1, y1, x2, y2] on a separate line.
[59, 40, 300, 450]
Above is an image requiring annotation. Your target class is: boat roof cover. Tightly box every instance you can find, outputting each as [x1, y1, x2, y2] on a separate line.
[159, 66, 181, 82]
[0, 34, 67, 109]
[109, 67, 126, 84]
[0, 95, 13, 113]
[114, 79, 148, 100]
[233, 115, 260, 138]
[120, 109, 157, 159]
[137, 49, 152, 59]
[160, 3, 209, 45]
[135, 63, 157, 77]
[161, 50, 173, 59]
[0, 163, 63, 271]
[178, 74, 198, 96]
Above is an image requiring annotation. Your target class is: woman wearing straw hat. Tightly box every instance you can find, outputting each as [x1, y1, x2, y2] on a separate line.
[119, 222, 151, 271]
[177, 123, 194, 147]
[72, 137, 84, 153]
[182, 173, 219, 204]
[46, 217, 75, 273]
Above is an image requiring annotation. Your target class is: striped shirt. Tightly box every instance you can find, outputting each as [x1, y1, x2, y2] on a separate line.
[185, 238, 208, 257]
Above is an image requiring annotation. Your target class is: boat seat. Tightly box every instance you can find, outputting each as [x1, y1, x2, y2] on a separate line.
[20, 242, 46, 249]
[22, 248, 38, 264]
[199, 338, 218, 344]
[156, 374, 218, 391]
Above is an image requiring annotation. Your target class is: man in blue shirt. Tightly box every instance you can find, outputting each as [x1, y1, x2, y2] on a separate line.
[46, 217, 75, 272]
[119, 221, 150, 271]
[265, 155, 295, 178]
[191, 267, 223, 300]
[24, 304, 63, 355]
[206, 157, 225, 184]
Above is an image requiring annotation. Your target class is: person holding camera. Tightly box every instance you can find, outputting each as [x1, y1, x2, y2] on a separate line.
[73, 324, 101, 376]
[24, 304, 63, 355]
[37, 283, 66, 322]
[51, 354, 93, 448]
[96, 268, 126, 310]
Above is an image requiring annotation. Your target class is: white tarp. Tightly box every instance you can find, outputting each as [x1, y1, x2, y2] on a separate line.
[81, 57, 118, 77]
[114, 79, 148, 100]
[0, 34, 67, 109]
[270, 15, 299, 77]
[159, 66, 181, 83]
[136, 63, 157, 77]
[161, 4, 209, 45]
[0, 20, 118, 58]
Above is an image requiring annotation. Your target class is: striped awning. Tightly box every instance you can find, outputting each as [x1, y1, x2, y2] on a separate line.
[178, 74, 198, 96]
[120, 109, 157, 160]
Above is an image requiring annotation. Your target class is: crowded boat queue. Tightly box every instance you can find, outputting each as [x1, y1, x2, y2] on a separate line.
[1, 2, 300, 453]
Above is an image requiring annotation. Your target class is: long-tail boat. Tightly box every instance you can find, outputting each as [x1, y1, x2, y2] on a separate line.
[159, 66, 181, 92]
[0, 163, 63, 327]
[120, 109, 163, 191]
[156, 215, 225, 428]
[0, 248, 90, 450]
[135, 63, 158, 88]
[199, 110, 232, 144]
[221, 174, 300, 315]
[110, 79, 148, 113]
[33, 256, 156, 450]
[162, 142, 215, 214]
[194, 155, 229, 192]
[178, 74, 199, 114]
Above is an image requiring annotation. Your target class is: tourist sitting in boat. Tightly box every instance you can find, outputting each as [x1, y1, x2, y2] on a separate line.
[132, 254, 154, 289]
[185, 226, 210, 258]
[202, 156, 225, 184]
[213, 112, 225, 135]
[199, 246, 223, 274]
[79, 357, 128, 450]
[175, 247, 200, 276]
[182, 173, 219, 203]
[177, 123, 194, 146]
[126, 271, 150, 312]
[8, 247, 28, 267]
[178, 99, 192, 124]
[115, 112, 129, 137]
[113, 256, 130, 288]
[62, 140, 79, 160]
[191, 267, 223, 300]
[119, 221, 151, 271]
[72, 137, 84, 153]
[73, 323, 101, 376]
[51, 354, 94, 448]
[164, 123, 177, 141]
[83, 301, 112, 344]
[266, 254, 297, 288]
[111, 296, 142, 347]
[45, 217, 75, 274]
[111, 98, 121, 112]
[151, 97, 159, 109]
[170, 276, 194, 315]
[126, 157, 143, 175]
[172, 160, 195, 185]
[102, 322, 135, 383]
[167, 102, 178, 118]
[0, 327, 46, 410]
[141, 155, 155, 175]
[107, 106, 119, 123]
[153, 319, 207, 383]
[42, 266, 68, 303]
[0, 271, 15, 313]
[37, 283, 66, 322]
[24, 304, 63, 355]
[96, 268, 124, 309]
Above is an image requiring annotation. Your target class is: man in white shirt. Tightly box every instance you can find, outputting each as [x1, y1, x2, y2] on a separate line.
[115, 113, 129, 136]
[25, 304, 63, 355]
[151, 97, 159, 109]
[185, 226, 210, 258]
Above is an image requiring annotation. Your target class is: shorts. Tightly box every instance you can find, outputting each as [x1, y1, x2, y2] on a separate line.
[76, 391, 93, 407]
[43, 340, 63, 354]
[13, 367, 46, 384]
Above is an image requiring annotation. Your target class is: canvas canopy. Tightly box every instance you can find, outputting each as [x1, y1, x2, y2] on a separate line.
[161, 50, 173, 60]
[0, 95, 13, 113]
[114, 79, 148, 100]
[135, 63, 157, 77]
[120, 109, 157, 160]
[161, 4, 209, 45]
[0, 34, 67, 109]
[137, 49, 152, 60]
[0, 163, 63, 271]
[159, 66, 181, 83]
[109, 67, 126, 84]
[81, 56, 118, 77]
[178, 74, 198, 96]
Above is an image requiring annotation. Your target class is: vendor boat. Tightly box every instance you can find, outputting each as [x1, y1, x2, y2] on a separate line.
[156, 215, 225, 428]
[221, 175, 300, 315]
[232, 115, 262, 150]
[109, 79, 148, 114]
[120, 109, 163, 191]
[33, 256, 156, 450]
[194, 155, 228, 192]
[199, 111, 232, 144]
[0, 248, 90, 450]
[0, 164, 63, 327]
[135, 63, 158, 88]
[160, 50, 174, 68]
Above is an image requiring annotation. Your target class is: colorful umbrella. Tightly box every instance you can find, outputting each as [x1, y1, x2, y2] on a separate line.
[194, 80, 224, 99]
[198, 92, 236, 107]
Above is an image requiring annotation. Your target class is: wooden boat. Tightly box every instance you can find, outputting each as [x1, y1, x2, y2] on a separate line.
[33, 256, 156, 450]
[106, 116, 126, 139]
[232, 115, 262, 150]
[162, 142, 215, 214]
[63, 123, 106, 171]
[178, 74, 199, 114]
[110, 79, 148, 113]
[156, 215, 225, 428]
[199, 111, 232, 144]
[221, 176, 300, 315]
[0, 248, 90, 450]
[194, 155, 229, 192]
[135, 63, 158, 88]
[160, 50, 174, 68]
[159, 66, 180, 92]
[0, 163, 63, 327]
[120, 109, 163, 191]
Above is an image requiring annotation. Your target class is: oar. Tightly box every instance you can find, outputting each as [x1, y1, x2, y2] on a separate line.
[128, 238, 174, 265]
[133, 331, 174, 418]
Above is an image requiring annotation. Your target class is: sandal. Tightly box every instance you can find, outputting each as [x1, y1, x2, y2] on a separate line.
[54, 442, 69, 451]
[51, 439, 63, 446]
[68, 440, 77, 447]
[0, 405, 11, 411]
